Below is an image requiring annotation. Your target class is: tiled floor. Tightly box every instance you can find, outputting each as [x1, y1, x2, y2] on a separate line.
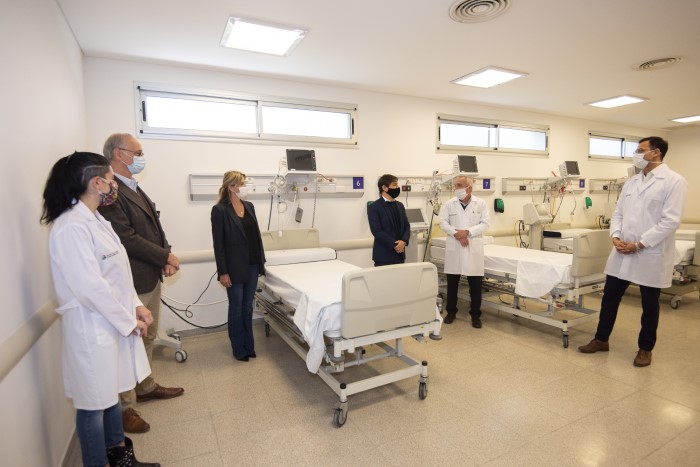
[67, 290, 700, 466]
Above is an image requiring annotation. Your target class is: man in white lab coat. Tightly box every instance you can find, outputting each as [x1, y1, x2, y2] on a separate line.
[579, 137, 687, 367]
[439, 176, 490, 327]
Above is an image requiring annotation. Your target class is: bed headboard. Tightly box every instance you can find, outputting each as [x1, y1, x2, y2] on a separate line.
[572, 230, 612, 277]
[341, 262, 438, 338]
[261, 229, 320, 251]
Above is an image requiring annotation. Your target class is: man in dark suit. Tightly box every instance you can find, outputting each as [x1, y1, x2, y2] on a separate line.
[367, 174, 410, 266]
[99, 133, 184, 434]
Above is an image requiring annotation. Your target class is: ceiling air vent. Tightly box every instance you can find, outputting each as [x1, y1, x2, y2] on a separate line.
[449, 0, 511, 23]
[634, 57, 684, 71]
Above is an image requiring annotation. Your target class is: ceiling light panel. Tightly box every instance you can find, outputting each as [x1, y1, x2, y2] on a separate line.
[220, 17, 306, 56]
[452, 66, 527, 88]
[588, 95, 646, 108]
[671, 114, 700, 123]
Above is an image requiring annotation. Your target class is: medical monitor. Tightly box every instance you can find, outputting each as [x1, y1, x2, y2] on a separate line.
[405, 208, 425, 224]
[405, 208, 428, 230]
[523, 202, 553, 225]
[457, 155, 478, 174]
[560, 160, 580, 177]
[286, 149, 317, 172]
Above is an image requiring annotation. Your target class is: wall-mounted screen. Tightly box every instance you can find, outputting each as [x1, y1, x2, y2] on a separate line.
[564, 161, 580, 176]
[286, 149, 317, 172]
[457, 155, 478, 173]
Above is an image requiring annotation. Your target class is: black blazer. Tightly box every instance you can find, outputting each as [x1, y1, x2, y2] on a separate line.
[211, 199, 266, 284]
[98, 177, 170, 294]
[367, 197, 410, 264]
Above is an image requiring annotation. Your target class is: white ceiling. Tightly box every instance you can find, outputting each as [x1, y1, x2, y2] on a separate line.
[57, 0, 700, 131]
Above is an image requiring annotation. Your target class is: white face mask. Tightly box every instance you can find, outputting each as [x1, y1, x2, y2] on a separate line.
[632, 152, 649, 170]
[454, 188, 468, 200]
[236, 186, 248, 200]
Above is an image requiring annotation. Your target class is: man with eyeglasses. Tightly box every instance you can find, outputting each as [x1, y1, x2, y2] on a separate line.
[439, 176, 490, 327]
[579, 136, 687, 367]
[99, 133, 184, 433]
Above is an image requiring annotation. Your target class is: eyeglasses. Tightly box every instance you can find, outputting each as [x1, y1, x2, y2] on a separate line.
[118, 147, 145, 158]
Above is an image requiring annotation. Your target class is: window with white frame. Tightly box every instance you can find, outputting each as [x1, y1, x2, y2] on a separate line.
[437, 115, 548, 155]
[589, 133, 640, 160]
[136, 85, 357, 146]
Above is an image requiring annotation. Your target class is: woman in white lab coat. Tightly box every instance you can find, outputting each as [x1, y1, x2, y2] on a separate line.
[439, 176, 490, 327]
[41, 152, 159, 467]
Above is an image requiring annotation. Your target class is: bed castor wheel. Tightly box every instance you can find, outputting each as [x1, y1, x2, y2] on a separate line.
[175, 349, 188, 363]
[333, 406, 347, 427]
[419, 381, 428, 400]
[670, 297, 681, 309]
[562, 332, 569, 348]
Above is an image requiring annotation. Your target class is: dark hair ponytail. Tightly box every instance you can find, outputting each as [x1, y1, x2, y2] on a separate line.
[41, 152, 110, 224]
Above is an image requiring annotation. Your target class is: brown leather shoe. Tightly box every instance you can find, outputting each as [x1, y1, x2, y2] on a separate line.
[123, 408, 150, 434]
[633, 349, 652, 367]
[136, 384, 185, 403]
[578, 338, 609, 353]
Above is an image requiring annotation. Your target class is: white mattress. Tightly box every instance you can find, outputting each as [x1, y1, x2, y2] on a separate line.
[262, 255, 360, 373]
[543, 237, 694, 264]
[265, 247, 337, 266]
[430, 242, 605, 298]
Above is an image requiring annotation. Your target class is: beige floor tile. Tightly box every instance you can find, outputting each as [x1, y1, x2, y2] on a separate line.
[534, 425, 641, 466]
[521, 369, 638, 421]
[436, 415, 528, 464]
[481, 395, 570, 441]
[127, 416, 219, 465]
[636, 421, 700, 467]
[63, 289, 699, 466]
[574, 391, 700, 457]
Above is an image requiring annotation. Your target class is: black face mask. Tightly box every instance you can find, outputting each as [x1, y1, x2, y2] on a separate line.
[386, 187, 401, 199]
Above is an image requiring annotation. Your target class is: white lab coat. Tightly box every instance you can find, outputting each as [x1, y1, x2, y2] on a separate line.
[605, 164, 687, 288]
[49, 201, 150, 410]
[439, 195, 490, 276]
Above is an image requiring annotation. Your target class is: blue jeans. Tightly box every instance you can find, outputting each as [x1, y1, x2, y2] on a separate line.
[76, 401, 124, 467]
[226, 264, 259, 359]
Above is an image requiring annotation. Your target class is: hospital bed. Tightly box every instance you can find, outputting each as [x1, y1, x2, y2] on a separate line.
[254, 229, 442, 427]
[542, 228, 699, 309]
[429, 230, 611, 348]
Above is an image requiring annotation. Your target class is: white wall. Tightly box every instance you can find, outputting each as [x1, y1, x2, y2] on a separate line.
[668, 126, 700, 222]
[83, 57, 670, 333]
[0, 0, 87, 465]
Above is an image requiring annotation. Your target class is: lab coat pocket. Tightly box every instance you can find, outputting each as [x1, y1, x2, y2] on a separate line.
[469, 211, 482, 225]
[92, 312, 119, 347]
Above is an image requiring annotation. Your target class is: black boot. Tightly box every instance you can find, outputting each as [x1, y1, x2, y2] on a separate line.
[107, 436, 160, 467]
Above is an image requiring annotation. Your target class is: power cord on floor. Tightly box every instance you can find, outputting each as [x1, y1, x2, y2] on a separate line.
[160, 271, 228, 329]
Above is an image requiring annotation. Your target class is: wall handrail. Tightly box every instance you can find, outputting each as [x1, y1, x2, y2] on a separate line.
[0, 300, 58, 382]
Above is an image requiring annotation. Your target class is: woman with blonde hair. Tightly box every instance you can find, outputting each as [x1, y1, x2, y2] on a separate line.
[211, 171, 266, 361]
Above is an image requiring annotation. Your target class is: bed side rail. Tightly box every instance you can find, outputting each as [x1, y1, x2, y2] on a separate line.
[261, 228, 320, 251]
[341, 262, 438, 338]
[572, 229, 612, 277]
[694, 231, 700, 266]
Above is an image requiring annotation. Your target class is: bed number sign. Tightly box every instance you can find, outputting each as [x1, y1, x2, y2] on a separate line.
[353, 177, 364, 190]
[482, 178, 491, 190]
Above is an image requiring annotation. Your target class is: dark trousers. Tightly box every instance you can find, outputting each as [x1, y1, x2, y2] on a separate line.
[445, 274, 482, 318]
[226, 263, 260, 359]
[595, 274, 661, 351]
